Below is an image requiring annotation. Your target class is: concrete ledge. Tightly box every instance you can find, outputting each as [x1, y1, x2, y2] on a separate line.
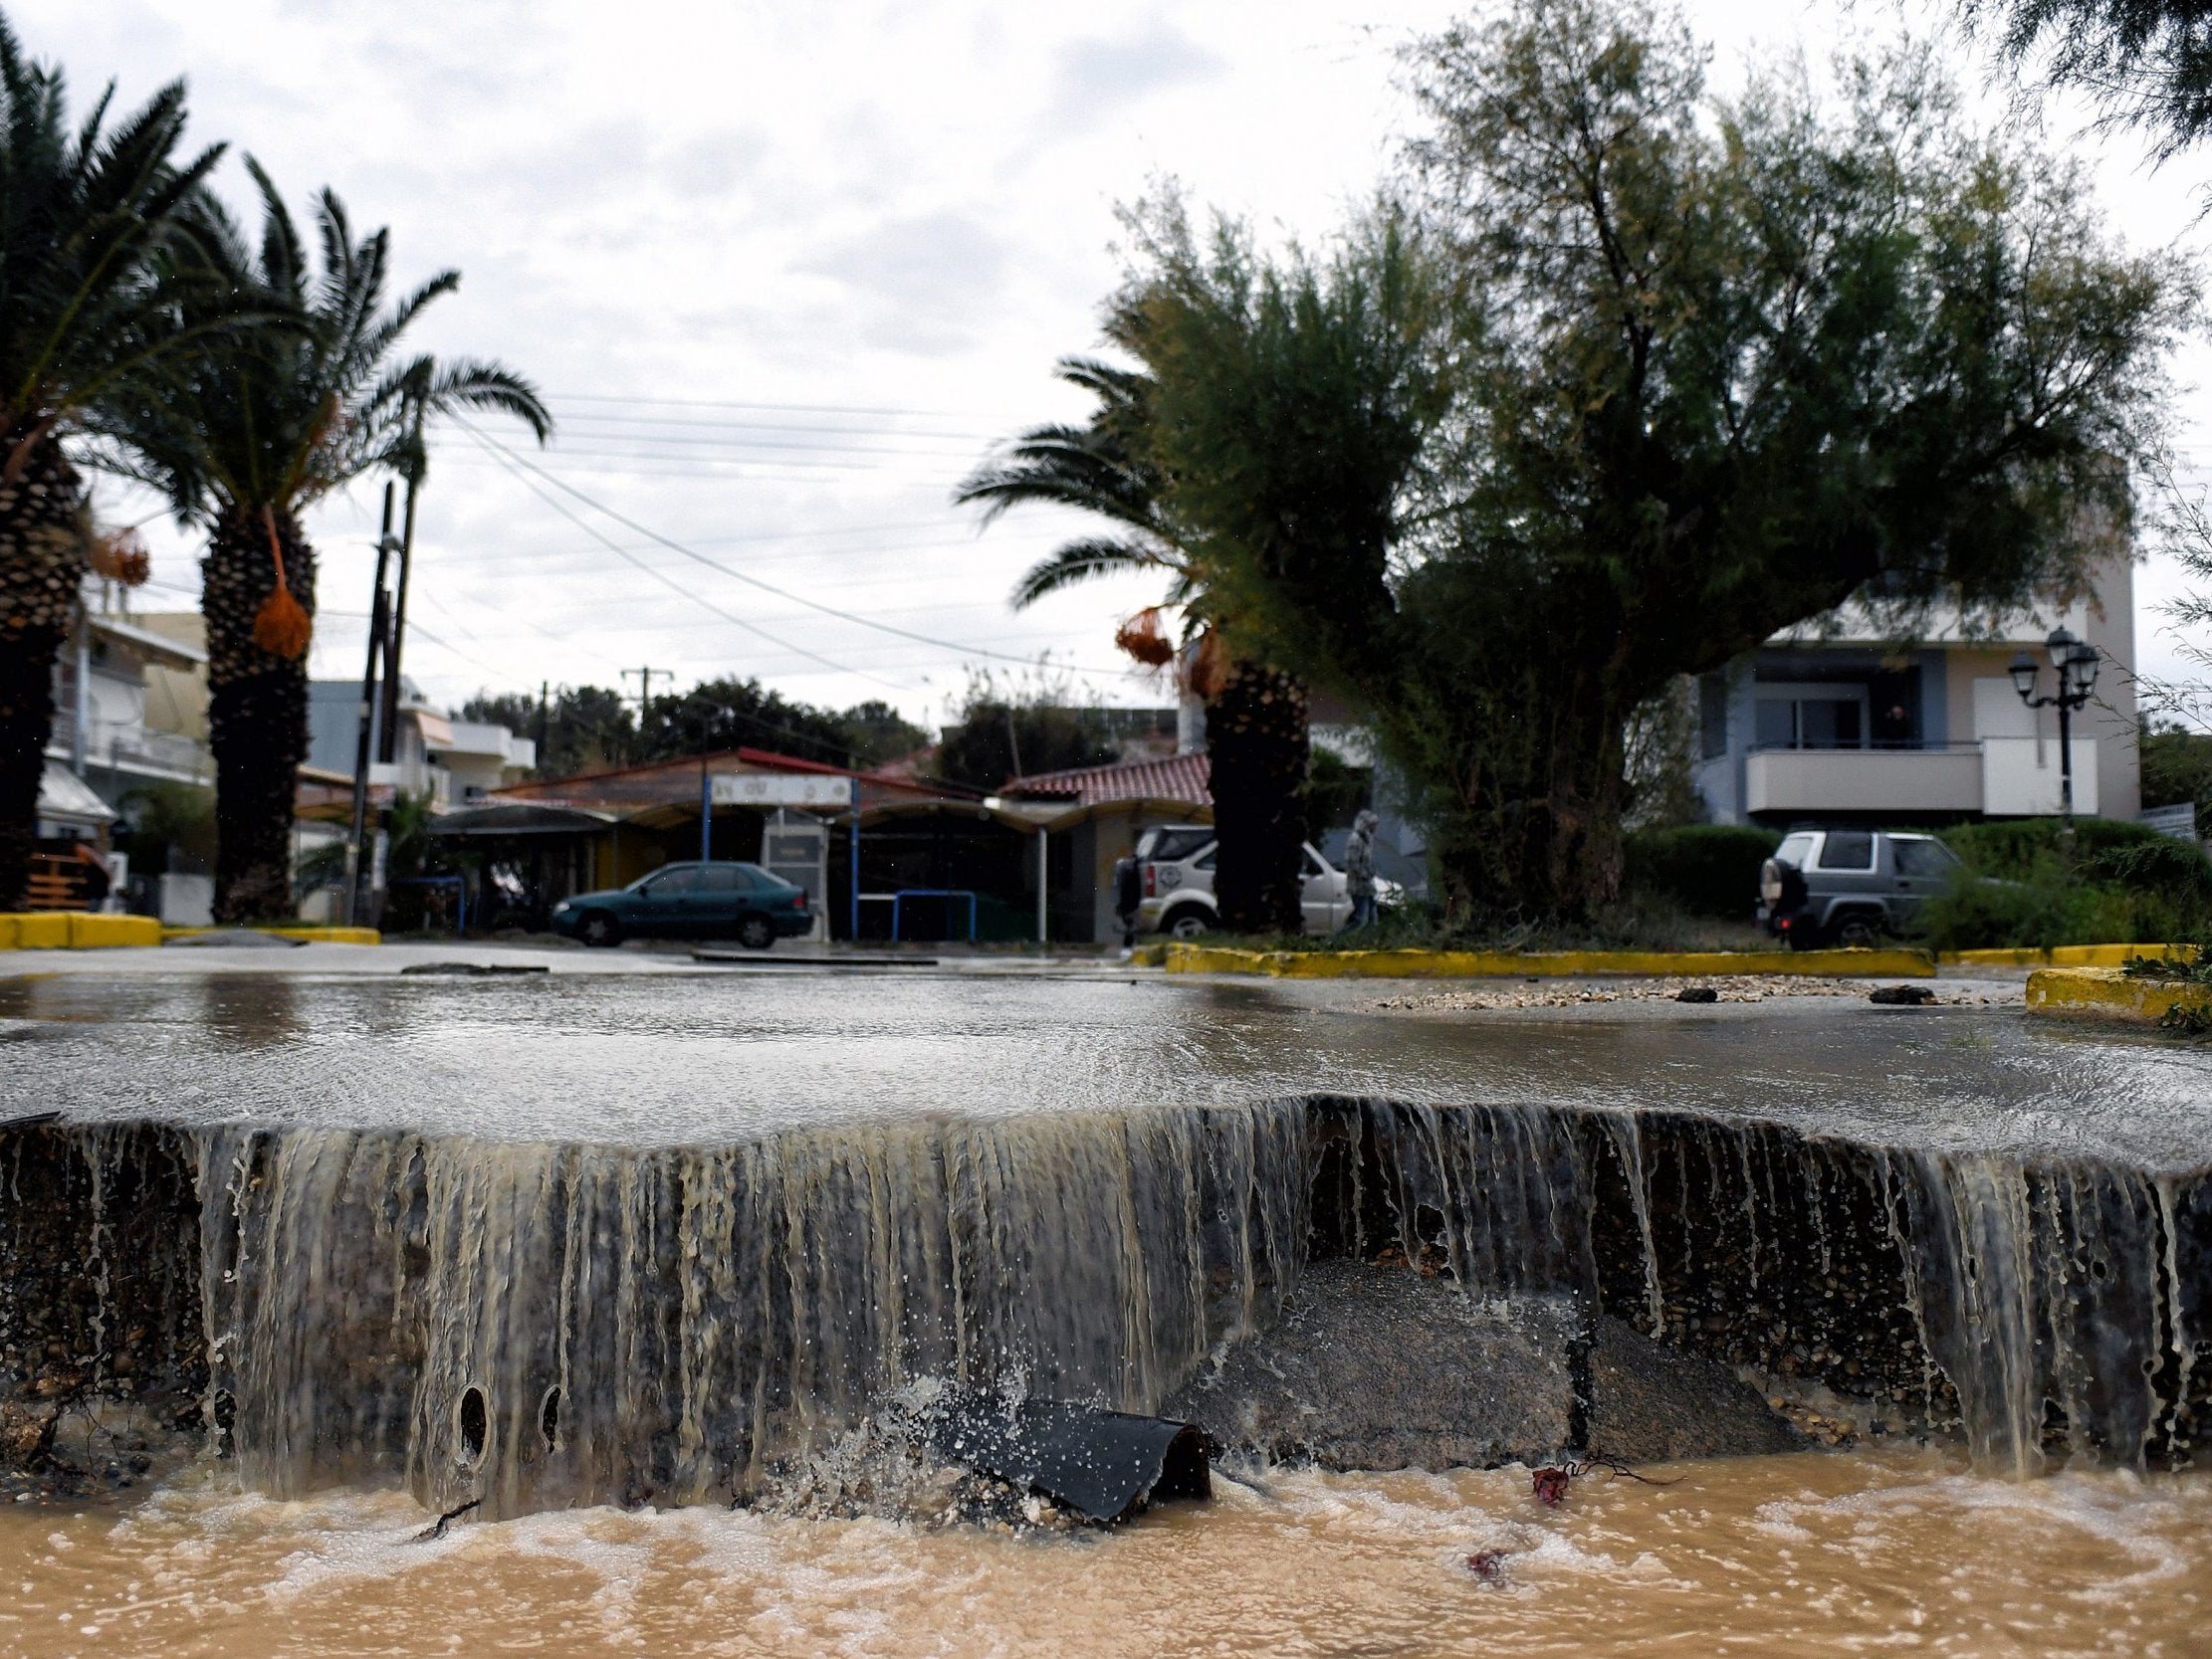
[2025, 965, 2212, 1023]
[1164, 943, 1935, 979]
[1942, 943, 2199, 970]
[0, 913, 162, 949]
[159, 925, 381, 945]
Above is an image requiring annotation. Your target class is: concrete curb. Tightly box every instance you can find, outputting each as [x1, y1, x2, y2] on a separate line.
[0, 913, 163, 949]
[1941, 943, 2199, 970]
[159, 926, 382, 945]
[2025, 964, 2212, 1024]
[1163, 943, 1935, 979]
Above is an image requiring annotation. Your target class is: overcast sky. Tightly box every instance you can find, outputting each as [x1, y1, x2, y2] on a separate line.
[26, 0, 2212, 732]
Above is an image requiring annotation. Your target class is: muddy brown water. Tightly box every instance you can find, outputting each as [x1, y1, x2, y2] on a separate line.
[4, 1451, 2209, 1658]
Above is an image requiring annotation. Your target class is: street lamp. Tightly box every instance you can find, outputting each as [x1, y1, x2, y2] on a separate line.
[2008, 626, 2101, 827]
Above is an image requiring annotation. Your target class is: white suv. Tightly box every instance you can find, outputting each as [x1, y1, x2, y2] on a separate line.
[1132, 823, 1396, 938]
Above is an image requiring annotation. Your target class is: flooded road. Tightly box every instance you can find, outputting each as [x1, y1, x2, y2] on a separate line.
[4, 1450, 2207, 1658]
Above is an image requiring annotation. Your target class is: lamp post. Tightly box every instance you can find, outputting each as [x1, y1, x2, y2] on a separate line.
[2007, 626, 2101, 829]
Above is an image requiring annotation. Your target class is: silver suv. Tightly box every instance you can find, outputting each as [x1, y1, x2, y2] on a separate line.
[1133, 823, 1397, 938]
[1757, 828, 1962, 947]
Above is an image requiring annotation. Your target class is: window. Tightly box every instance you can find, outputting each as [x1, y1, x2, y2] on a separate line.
[695, 866, 750, 892]
[1776, 832, 1817, 869]
[642, 866, 702, 895]
[1753, 683, 1870, 750]
[1817, 831, 1875, 871]
[1303, 847, 1329, 878]
[1140, 827, 1215, 863]
[1892, 838, 1958, 879]
[1698, 674, 1729, 760]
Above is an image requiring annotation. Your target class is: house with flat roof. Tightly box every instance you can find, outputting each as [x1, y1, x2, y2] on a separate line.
[1691, 555, 2140, 827]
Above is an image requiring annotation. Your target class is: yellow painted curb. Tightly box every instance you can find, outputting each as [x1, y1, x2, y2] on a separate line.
[0, 912, 158, 949]
[2025, 965, 2212, 1023]
[1164, 943, 1935, 979]
[1940, 943, 2199, 970]
[160, 925, 381, 945]
[1129, 942, 1168, 967]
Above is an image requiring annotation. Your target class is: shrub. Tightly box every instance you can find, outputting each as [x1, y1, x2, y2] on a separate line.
[1622, 825, 1781, 921]
[1916, 819, 2212, 950]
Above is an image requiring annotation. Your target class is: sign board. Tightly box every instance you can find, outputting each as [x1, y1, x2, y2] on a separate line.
[2140, 802, 2200, 843]
[709, 772, 854, 809]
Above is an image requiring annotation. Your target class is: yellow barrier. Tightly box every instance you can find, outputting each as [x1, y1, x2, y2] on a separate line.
[0, 912, 158, 949]
[1163, 943, 1935, 979]
[159, 925, 381, 945]
[2025, 965, 2212, 1023]
[1941, 943, 2199, 970]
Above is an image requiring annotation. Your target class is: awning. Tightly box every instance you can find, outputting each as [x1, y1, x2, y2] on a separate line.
[425, 802, 614, 838]
[37, 762, 117, 829]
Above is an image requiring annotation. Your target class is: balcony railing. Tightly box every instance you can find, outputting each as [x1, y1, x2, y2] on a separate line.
[45, 714, 212, 783]
[1744, 738, 2098, 817]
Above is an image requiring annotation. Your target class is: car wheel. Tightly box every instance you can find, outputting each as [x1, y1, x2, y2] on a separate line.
[1832, 913, 1881, 949]
[1165, 909, 1210, 941]
[737, 914, 775, 950]
[578, 911, 622, 948]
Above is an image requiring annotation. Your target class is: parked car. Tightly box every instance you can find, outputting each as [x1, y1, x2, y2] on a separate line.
[1131, 823, 1402, 938]
[1757, 828, 1961, 947]
[551, 860, 811, 949]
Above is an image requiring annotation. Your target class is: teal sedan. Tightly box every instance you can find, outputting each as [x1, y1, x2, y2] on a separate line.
[551, 861, 812, 949]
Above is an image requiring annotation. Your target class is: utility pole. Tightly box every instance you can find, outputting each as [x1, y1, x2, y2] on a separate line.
[377, 451, 423, 767]
[537, 681, 551, 774]
[621, 667, 667, 725]
[345, 485, 399, 925]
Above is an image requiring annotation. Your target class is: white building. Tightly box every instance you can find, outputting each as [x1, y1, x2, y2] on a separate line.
[1691, 556, 2139, 827]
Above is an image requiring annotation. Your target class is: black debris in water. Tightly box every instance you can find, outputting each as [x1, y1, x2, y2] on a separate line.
[1870, 985, 1937, 1006]
[414, 1497, 482, 1542]
[920, 1391, 1211, 1526]
[398, 963, 552, 977]
[1674, 987, 1719, 1004]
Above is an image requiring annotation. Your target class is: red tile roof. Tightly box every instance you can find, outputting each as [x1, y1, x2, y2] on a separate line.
[1002, 751, 1212, 808]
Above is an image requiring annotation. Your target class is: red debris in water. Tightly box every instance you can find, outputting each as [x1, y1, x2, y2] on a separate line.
[1531, 1466, 1571, 1506]
[1466, 1549, 1509, 1581]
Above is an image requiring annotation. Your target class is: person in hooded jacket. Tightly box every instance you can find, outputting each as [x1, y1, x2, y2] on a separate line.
[1342, 809, 1380, 931]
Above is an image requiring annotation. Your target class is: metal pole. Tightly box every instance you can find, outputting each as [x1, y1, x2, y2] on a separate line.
[377, 463, 422, 766]
[849, 807, 860, 942]
[69, 611, 90, 776]
[1036, 828, 1047, 945]
[2057, 692, 2075, 827]
[346, 485, 398, 925]
[701, 760, 712, 861]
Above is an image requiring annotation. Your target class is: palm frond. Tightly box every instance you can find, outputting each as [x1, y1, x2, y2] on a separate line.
[1009, 535, 1174, 608]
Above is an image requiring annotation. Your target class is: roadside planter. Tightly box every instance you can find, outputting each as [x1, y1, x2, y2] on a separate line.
[0, 913, 162, 949]
[1163, 943, 1935, 979]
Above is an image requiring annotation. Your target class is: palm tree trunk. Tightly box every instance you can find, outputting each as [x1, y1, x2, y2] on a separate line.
[0, 440, 87, 911]
[203, 504, 316, 922]
[1207, 659, 1309, 934]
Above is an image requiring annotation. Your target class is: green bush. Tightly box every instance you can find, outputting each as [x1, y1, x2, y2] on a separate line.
[1914, 819, 2212, 950]
[1622, 825, 1781, 921]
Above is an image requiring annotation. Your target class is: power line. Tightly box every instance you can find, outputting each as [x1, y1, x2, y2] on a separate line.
[454, 417, 1144, 683]
[454, 422, 908, 693]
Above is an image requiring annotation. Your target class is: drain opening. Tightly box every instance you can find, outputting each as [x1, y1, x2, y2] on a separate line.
[539, 1386, 560, 1452]
[458, 1385, 488, 1464]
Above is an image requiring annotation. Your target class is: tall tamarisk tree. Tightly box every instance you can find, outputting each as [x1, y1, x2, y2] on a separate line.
[107, 164, 550, 919]
[956, 354, 1314, 933]
[0, 21, 248, 910]
[1123, 0, 2187, 922]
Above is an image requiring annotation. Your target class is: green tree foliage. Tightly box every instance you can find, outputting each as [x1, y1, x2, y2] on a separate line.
[0, 20, 247, 908]
[1120, 0, 2187, 922]
[2141, 722, 2212, 821]
[103, 166, 549, 919]
[931, 667, 1118, 791]
[635, 676, 860, 767]
[1917, 817, 2212, 948]
[836, 700, 930, 768]
[1961, 0, 2212, 163]
[1622, 824, 1780, 921]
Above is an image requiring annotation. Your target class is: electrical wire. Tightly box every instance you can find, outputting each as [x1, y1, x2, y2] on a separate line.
[453, 416, 1144, 683]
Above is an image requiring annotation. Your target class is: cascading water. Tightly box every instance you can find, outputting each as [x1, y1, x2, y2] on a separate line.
[4, 1097, 2206, 1517]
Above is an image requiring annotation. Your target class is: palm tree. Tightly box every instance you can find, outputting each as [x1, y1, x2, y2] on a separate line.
[955, 357, 1312, 934]
[0, 20, 242, 910]
[104, 163, 551, 919]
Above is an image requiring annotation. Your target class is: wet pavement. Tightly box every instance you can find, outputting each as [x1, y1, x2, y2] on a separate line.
[4, 950, 2208, 1168]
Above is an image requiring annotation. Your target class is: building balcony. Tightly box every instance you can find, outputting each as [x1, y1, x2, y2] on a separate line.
[1743, 738, 2100, 819]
